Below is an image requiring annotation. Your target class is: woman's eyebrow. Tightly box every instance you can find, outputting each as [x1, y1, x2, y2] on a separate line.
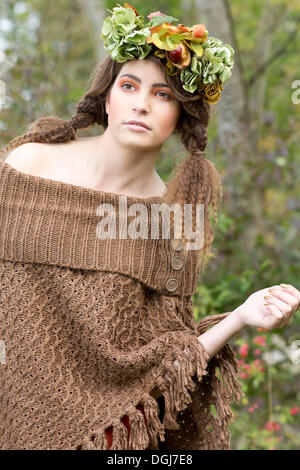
[119, 73, 170, 88]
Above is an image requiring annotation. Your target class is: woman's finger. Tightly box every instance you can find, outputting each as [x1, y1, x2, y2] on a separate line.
[280, 284, 300, 303]
[271, 287, 299, 325]
[268, 289, 299, 311]
[267, 294, 295, 314]
[265, 295, 292, 316]
[264, 302, 285, 326]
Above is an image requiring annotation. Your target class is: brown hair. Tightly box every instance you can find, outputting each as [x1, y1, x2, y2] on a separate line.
[0, 51, 223, 271]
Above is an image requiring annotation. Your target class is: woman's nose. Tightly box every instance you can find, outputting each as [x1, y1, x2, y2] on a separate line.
[132, 99, 150, 113]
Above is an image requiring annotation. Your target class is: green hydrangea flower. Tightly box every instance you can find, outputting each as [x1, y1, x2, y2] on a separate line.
[180, 36, 234, 92]
[180, 55, 204, 93]
[201, 36, 234, 84]
[102, 5, 143, 37]
[100, 5, 152, 62]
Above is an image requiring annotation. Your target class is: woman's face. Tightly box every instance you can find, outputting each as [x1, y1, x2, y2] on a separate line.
[105, 58, 181, 151]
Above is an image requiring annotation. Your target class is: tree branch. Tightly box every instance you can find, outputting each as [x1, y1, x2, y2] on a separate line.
[247, 18, 300, 87]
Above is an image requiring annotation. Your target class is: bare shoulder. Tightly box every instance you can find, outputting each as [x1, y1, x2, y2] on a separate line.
[4, 137, 93, 178]
[4, 142, 45, 175]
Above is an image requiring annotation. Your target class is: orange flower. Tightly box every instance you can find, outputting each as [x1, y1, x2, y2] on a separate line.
[192, 24, 207, 38]
[123, 3, 139, 16]
[177, 23, 190, 33]
[149, 23, 183, 35]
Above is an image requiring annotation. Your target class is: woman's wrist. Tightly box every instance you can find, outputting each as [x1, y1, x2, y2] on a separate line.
[196, 309, 248, 360]
[230, 304, 248, 330]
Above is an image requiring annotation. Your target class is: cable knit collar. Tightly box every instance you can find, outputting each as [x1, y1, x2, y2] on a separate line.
[0, 160, 201, 295]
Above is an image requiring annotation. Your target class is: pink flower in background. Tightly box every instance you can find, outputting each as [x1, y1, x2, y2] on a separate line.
[253, 335, 267, 347]
[254, 348, 261, 356]
[252, 358, 265, 372]
[239, 371, 249, 379]
[239, 343, 249, 357]
[147, 11, 166, 20]
[265, 421, 281, 432]
[247, 403, 259, 413]
[290, 407, 299, 416]
[274, 422, 281, 431]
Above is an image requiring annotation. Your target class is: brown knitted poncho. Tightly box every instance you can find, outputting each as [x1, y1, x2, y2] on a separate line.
[0, 159, 244, 450]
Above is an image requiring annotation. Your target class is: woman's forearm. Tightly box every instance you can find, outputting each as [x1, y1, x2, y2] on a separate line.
[197, 308, 247, 360]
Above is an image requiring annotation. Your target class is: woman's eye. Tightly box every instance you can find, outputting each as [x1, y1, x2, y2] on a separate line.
[121, 83, 171, 99]
[157, 91, 171, 99]
[121, 83, 134, 90]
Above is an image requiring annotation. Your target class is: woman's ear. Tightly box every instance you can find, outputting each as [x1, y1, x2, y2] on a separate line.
[105, 88, 112, 115]
[105, 98, 110, 115]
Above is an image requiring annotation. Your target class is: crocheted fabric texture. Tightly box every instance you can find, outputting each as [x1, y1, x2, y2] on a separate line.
[0, 159, 244, 450]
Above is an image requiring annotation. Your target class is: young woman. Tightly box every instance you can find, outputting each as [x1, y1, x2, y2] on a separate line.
[0, 5, 299, 451]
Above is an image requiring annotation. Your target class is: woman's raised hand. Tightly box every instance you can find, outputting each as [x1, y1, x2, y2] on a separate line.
[164, 284, 300, 380]
[234, 284, 300, 330]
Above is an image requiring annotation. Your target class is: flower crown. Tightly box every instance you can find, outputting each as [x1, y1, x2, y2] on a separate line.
[100, 3, 235, 104]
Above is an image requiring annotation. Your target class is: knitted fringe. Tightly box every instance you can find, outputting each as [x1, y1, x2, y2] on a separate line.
[76, 317, 243, 450]
[108, 421, 128, 450]
[75, 335, 209, 450]
[92, 431, 107, 449]
[189, 355, 244, 449]
[142, 395, 165, 448]
[76, 401, 160, 451]
[211, 345, 244, 447]
[190, 313, 245, 449]
[196, 312, 244, 405]
[158, 335, 210, 430]
[127, 408, 150, 450]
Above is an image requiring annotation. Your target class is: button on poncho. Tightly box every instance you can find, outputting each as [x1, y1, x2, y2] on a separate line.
[0, 159, 243, 450]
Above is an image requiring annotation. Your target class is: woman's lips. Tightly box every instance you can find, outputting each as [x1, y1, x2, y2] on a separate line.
[125, 123, 151, 132]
